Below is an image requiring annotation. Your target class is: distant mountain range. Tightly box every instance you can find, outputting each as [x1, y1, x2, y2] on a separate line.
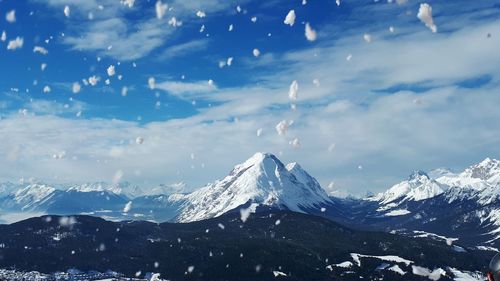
[349, 157, 500, 247]
[0, 153, 499, 250]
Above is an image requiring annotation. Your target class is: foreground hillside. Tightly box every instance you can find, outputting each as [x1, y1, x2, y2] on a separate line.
[0, 211, 492, 281]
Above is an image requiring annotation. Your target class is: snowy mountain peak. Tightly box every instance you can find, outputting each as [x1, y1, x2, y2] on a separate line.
[465, 158, 500, 181]
[13, 183, 56, 210]
[408, 170, 430, 182]
[175, 152, 332, 222]
[427, 167, 455, 179]
[371, 171, 445, 205]
[230, 152, 284, 176]
[66, 182, 144, 199]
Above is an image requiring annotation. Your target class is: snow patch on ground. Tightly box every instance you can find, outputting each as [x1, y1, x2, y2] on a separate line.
[449, 268, 484, 281]
[388, 265, 406, 275]
[385, 209, 411, 216]
[413, 230, 458, 246]
[412, 266, 446, 280]
[350, 253, 413, 267]
[326, 261, 353, 270]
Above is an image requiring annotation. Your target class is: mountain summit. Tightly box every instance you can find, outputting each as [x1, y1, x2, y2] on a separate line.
[175, 152, 332, 222]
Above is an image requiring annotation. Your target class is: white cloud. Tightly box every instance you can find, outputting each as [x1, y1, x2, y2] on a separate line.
[417, 3, 437, 33]
[157, 39, 209, 61]
[156, 80, 217, 99]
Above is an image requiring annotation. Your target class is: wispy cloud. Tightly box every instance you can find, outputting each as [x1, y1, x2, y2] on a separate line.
[156, 80, 217, 99]
[157, 39, 210, 61]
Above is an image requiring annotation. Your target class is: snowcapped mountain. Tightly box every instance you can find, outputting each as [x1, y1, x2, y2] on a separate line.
[174, 152, 333, 222]
[353, 158, 500, 247]
[0, 153, 335, 223]
[66, 182, 144, 199]
[370, 170, 447, 206]
[0, 182, 129, 215]
[11, 183, 57, 211]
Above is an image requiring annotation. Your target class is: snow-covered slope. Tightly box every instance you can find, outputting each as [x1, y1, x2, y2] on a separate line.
[370, 170, 447, 206]
[361, 158, 500, 246]
[436, 158, 500, 205]
[371, 158, 500, 209]
[175, 152, 332, 222]
[13, 183, 57, 211]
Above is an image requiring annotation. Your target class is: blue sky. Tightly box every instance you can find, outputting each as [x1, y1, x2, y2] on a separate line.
[1, 0, 500, 196]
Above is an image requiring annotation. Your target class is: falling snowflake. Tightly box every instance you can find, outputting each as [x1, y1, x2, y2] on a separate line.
[88, 76, 99, 86]
[168, 17, 182, 27]
[253, 48, 260, 57]
[155, 0, 168, 20]
[276, 120, 292, 135]
[305, 23, 317, 41]
[284, 10, 296, 26]
[5, 10, 16, 23]
[123, 201, 132, 213]
[121, 0, 135, 8]
[290, 138, 300, 149]
[7, 37, 23, 50]
[196, 11, 206, 18]
[288, 80, 299, 101]
[107, 65, 116, 77]
[33, 46, 48, 55]
[148, 77, 156, 89]
[363, 33, 372, 43]
[417, 3, 437, 33]
[64, 6, 70, 17]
